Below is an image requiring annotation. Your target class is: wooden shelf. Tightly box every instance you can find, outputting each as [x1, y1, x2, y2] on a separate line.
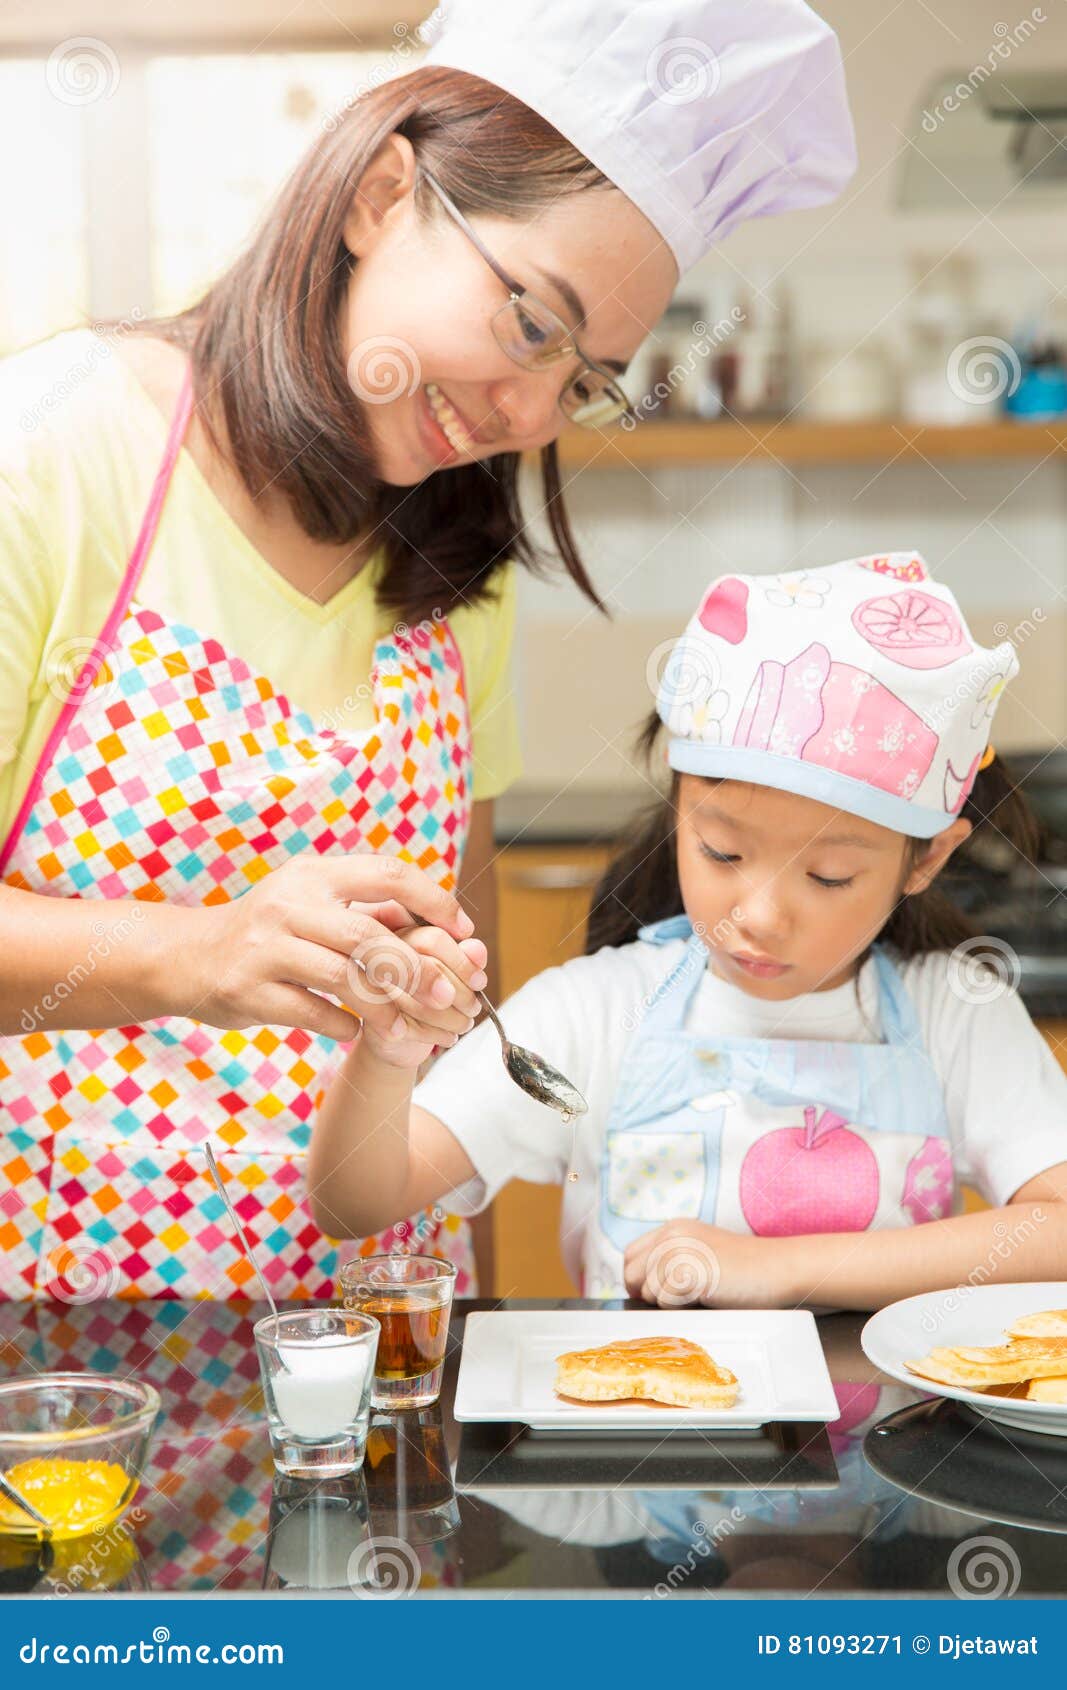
[557, 417, 1067, 470]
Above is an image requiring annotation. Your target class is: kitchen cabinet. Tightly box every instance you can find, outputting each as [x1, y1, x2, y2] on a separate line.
[488, 846, 1065, 1291]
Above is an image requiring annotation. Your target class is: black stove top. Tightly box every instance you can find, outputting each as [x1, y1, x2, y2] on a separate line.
[940, 858, 1067, 1016]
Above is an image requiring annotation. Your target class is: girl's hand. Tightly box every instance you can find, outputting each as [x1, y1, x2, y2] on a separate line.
[358, 921, 486, 1069]
[185, 853, 487, 1044]
[623, 1219, 798, 1310]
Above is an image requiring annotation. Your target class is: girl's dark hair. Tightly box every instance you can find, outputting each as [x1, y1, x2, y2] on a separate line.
[126, 67, 611, 622]
[585, 709, 1043, 965]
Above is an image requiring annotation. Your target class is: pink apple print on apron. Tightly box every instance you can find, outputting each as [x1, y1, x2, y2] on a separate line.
[852, 590, 972, 669]
[901, 1135, 953, 1223]
[739, 1105, 880, 1236]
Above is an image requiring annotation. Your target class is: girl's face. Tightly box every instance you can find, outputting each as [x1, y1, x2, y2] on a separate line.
[341, 136, 678, 485]
[675, 776, 971, 999]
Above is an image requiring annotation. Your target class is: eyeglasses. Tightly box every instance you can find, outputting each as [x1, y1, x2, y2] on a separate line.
[420, 169, 631, 430]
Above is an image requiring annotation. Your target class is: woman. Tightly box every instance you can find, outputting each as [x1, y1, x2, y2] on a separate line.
[0, 0, 854, 1300]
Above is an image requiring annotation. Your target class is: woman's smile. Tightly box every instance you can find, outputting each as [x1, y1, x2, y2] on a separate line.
[420, 381, 497, 464]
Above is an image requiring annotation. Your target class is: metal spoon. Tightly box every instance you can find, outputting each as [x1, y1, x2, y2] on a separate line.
[401, 914, 587, 1117]
[477, 992, 588, 1118]
[0, 1468, 51, 1533]
[204, 1144, 287, 1359]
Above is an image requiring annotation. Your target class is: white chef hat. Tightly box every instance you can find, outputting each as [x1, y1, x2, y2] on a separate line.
[419, 0, 857, 273]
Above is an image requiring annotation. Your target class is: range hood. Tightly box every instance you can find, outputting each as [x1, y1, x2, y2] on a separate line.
[899, 69, 1067, 209]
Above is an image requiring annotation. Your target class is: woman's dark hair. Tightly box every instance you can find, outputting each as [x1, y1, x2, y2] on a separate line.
[128, 67, 612, 622]
[585, 708, 1043, 966]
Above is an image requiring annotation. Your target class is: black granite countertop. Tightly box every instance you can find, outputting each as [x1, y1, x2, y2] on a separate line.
[3, 1298, 1067, 1598]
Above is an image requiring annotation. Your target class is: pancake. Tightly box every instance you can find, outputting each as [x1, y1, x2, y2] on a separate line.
[905, 1336, 1067, 1390]
[1025, 1374, 1067, 1403]
[1005, 1309, 1067, 1341]
[554, 1335, 738, 1409]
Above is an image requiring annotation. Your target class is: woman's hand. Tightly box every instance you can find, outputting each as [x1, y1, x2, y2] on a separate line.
[181, 853, 488, 1044]
[623, 1219, 798, 1310]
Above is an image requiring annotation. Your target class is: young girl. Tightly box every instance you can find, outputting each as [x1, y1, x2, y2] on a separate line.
[308, 552, 1067, 1310]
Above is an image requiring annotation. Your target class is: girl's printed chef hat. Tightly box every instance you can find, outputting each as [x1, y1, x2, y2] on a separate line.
[419, 0, 857, 274]
[658, 554, 1019, 838]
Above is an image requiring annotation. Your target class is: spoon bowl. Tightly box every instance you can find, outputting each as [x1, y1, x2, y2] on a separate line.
[477, 993, 588, 1117]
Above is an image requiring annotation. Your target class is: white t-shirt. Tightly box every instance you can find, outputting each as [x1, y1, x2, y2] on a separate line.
[415, 938, 1067, 1289]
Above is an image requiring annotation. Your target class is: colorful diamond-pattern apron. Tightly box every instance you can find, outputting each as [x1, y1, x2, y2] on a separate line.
[0, 371, 477, 1300]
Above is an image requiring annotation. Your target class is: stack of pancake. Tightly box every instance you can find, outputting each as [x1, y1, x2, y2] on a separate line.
[907, 1307, 1067, 1401]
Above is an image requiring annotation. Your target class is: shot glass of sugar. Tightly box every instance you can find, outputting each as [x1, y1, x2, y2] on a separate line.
[254, 1309, 379, 1479]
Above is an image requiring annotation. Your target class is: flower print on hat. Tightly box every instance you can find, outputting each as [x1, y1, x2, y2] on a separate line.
[658, 553, 1019, 838]
[971, 668, 1011, 728]
[763, 572, 831, 611]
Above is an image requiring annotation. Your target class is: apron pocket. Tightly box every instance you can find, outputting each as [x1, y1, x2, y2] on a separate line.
[606, 1130, 706, 1221]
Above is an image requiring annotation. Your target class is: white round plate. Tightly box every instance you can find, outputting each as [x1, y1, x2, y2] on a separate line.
[861, 1282, 1067, 1438]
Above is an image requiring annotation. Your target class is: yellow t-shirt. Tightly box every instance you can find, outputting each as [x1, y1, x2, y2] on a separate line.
[0, 329, 522, 844]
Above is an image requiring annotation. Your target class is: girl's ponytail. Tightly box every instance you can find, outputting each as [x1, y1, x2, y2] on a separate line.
[585, 712, 682, 953]
[880, 749, 1042, 960]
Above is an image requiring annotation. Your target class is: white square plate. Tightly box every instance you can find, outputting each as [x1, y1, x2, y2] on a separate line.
[861, 1282, 1067, 1438]
[453, 1309, 839, 1430]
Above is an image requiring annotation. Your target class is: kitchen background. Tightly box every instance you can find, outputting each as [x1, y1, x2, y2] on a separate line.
[5, 0, 1067, 1289]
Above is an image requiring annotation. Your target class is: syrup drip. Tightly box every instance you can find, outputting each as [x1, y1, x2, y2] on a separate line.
[562, 1110, 580, 1182]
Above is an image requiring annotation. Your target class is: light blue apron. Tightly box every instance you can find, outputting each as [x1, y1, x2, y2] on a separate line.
[584, 916, 955, 1297]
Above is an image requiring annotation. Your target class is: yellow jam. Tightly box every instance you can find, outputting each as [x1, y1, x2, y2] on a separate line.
[0, 1458, 132, 1539]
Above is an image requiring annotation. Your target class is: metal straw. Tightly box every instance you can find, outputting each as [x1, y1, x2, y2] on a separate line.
[203, 1143, 286, 1358]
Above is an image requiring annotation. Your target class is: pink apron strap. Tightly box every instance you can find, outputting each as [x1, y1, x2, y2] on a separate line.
[0, 368, 195, 875]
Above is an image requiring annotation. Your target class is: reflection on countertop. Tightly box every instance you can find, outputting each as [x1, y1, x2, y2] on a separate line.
[4, 1300, 1067, 1598]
